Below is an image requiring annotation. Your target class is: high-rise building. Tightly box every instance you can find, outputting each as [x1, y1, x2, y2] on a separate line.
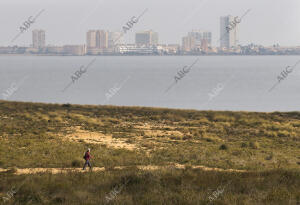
[108, 31, 124, 48]
[182, 36, 196, 52]
[188, 30, 212, 48]
[135, 30, 158, 46]
[32, 30, 45, 49]
[86, 30, 108, 49]
[188, 30, 202, 46]
[97, 30, 108, 49]
[220, 15, 238, 48]
[203, 32, 212, 47]
[86, 30, 97, 49]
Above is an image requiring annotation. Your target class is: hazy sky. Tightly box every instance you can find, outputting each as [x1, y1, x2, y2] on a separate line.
[0, 0, 299, 47]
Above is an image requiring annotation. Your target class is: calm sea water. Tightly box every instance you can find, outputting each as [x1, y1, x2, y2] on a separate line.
[1, 55, 300, 112]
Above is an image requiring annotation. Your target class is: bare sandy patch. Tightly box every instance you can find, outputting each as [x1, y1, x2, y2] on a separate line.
[144, 130, 183, 137]
[65, 127, 137, 151]
[134, 123, 183, 138]
[0, 164, 247, 175]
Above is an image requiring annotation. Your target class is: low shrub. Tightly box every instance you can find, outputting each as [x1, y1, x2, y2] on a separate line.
[71, 159, 82, 167]
[219, 144, 228, 150]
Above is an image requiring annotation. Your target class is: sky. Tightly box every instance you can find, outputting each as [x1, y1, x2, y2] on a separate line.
[0, 0, 299, 47]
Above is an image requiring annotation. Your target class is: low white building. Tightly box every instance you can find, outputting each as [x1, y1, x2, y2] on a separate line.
[116, 44, 159, 54]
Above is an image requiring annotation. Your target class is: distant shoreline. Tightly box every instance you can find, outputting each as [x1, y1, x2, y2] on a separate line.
[1, 54, 300, 57]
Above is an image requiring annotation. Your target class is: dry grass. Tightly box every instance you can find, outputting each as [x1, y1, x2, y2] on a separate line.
[0, 101, 300, 204]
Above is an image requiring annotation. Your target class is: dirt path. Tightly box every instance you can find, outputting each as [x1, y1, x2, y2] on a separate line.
[0, 164, 247, 175]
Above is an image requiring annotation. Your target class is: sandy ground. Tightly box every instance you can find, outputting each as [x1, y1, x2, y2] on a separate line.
[65, 127, 137, 151]
[62, 125, 183, 153]
[0, 164, 247, 175]
[134, 124, 183, 137]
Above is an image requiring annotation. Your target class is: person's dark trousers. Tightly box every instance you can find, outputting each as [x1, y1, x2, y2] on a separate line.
[83, 160, 92, 170]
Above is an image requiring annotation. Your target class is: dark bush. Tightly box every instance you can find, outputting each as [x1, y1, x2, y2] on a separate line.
[219, 144, 228, 150]
[62, 104, 71, 108]
[71, 159, 81, 167]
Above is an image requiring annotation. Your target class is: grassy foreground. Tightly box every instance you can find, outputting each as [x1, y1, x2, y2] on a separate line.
[0, 101, 300, 204]
[1, 168, 300, 205]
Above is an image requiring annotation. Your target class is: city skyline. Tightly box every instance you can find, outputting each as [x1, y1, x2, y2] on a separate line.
[1, 26, 300, 56]
[4, 23, 300, 49]
[0, 0, 299, 47]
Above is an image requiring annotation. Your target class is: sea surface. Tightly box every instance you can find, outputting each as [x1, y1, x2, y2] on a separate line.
[1, 55, 300, 112]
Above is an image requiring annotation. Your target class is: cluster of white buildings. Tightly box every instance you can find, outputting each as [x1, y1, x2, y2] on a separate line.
[181, 15, 239, 53]
[85, 30, 159, 55]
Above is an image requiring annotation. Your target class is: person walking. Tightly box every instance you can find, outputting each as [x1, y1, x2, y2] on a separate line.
[83, 148, 92, 170]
